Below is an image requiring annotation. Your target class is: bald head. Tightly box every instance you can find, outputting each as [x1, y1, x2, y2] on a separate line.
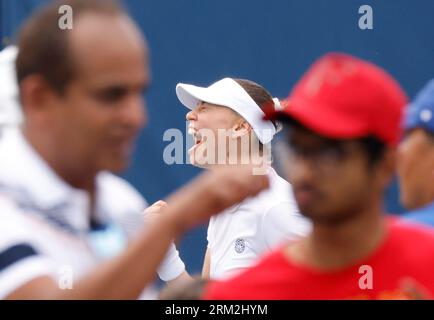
[69, 12, 149, 91]
[16, 0, 149, 95]
[15, 0, 150, 178]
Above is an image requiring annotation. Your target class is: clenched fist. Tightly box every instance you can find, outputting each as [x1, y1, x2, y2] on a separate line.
[143, 200, 168, 226]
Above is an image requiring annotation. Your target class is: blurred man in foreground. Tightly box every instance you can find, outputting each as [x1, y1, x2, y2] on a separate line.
[204, 53, 434, 300]
[0, 0, 269, 299]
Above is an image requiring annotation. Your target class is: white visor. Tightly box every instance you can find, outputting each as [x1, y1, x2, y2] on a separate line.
[176, 78, 280, 144]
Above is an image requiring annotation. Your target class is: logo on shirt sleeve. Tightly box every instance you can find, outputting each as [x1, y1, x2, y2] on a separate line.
[234, 238, 246, 253]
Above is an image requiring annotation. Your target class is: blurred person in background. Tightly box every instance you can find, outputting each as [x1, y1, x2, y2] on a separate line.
[0, 0, 269, 299]
[175, 78, 310, 280]
[204, 53, 434, 300]
[398, 79, 434, 227]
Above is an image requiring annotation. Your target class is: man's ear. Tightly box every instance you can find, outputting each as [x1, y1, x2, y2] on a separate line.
[19, 74, 57, 114]
[378, 148, 396, 188]
[231, 119, 252, 139]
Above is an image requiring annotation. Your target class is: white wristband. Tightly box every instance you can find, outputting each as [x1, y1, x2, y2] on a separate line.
[157, 242, 185, 282]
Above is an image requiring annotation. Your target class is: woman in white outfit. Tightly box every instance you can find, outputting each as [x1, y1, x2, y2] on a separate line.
[176, 78, 311, 280]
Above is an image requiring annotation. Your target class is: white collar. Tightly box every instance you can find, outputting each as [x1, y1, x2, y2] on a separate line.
[0, 128, 87, 206]
[0, 128, 106, 233]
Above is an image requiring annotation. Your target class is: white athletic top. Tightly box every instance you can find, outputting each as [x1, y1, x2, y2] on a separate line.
[207, 168, 311, 280]
[0, 129, 185, 299]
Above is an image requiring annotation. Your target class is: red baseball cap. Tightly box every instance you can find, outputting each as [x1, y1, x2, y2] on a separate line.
[265, 53, 408, 146]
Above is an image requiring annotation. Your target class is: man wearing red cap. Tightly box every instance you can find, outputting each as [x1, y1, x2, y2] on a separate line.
[203, 53, 434, 300]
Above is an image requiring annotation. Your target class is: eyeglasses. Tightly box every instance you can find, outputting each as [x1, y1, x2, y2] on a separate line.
[285, 140, 359, 172]
[279, 124, 369, 174]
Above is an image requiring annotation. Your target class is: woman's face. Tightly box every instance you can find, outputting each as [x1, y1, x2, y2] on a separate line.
[186, 102, 241, 167]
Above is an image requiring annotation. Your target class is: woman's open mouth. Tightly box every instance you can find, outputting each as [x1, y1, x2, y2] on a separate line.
[188, 128, 204, 152]
[194, 131, 203, 145]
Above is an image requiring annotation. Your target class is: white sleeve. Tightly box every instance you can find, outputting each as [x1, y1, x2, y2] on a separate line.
[156, 243, 186, 282]
[0, 197, 55, 299]
[140, 202, 186, 282]
[261, 201, 311, 250]
[155, 219, 217, 281]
